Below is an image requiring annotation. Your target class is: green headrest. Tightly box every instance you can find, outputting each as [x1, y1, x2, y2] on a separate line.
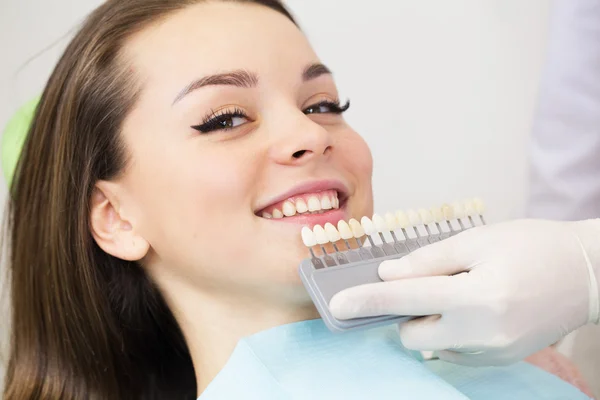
[1, 97, 40, 186]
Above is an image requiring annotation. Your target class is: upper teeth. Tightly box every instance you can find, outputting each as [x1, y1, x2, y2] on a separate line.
[262, 192, 340, 219]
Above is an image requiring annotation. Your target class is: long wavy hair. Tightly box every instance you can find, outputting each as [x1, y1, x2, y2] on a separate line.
[2, 1, 295, 399]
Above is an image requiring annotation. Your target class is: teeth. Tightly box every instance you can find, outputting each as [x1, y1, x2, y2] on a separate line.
[442, 204, 454, 220]
[337, 220, 353, 240]
[360, 216, 376, 235]
[321, 196, 332, 210]
[313, 224, 328, 244]
[307, 196, 321, 212]
[452, 202, 465, 219]
[296, 198, 308, 213]
[418, 208, 433, 225]
[384, 212, 398, 231]
[407, 209, 421, 226]
[473, 198, 485, 214]
[324, 222, 341, 242]
[272, 209, 284, 219]
[282, 201, 296, 217]
[430, 207, 444, 223]
[262, 212, 272, 219]
[301, 226, 317, 247]
[395, 211, 410, 229]
[348, 218, 365, 237]
[299, 199, 486, 247]
[463, 200, 475, 216]
[332, 196, 340, 209]
[372, 214, 387, 232]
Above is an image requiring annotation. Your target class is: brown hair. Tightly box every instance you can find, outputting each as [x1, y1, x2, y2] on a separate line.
[3, 1, 295, 399]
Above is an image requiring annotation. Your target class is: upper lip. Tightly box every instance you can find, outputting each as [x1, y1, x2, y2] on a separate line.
[254, 179, 350, 214]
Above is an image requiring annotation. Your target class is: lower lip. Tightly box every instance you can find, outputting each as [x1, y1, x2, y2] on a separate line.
[263, 205, 348, 228]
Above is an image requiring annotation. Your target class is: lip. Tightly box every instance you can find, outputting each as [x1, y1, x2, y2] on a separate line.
[254, 179, 350, 214]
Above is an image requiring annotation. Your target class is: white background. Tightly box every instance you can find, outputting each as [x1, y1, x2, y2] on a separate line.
[0, 0, 552, 391]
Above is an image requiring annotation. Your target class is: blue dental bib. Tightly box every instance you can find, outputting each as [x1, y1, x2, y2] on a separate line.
[198, 319, 590, 399]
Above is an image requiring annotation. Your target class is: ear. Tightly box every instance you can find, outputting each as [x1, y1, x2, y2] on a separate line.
[89, 182, 150, 261]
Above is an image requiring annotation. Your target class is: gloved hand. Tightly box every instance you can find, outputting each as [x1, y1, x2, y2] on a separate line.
[329, 219, 600, 366]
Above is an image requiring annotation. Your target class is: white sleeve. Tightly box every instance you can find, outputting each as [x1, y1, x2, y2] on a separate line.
[526, 0, 600, 220]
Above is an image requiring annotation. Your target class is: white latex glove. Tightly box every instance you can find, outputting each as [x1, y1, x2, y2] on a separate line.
[329, 219, 600, 366]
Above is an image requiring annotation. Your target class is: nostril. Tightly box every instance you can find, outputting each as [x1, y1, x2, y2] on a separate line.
[292, 150, 307, 159]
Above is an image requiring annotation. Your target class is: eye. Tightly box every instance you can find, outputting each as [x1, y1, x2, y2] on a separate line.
[303, 99, 350, 115]
[191, 108, 250, 134]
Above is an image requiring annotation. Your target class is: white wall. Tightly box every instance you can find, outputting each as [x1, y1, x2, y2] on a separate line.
[0, 0, 551, 390]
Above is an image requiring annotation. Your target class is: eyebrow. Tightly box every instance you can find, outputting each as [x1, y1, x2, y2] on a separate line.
[172, 63, 332, 105]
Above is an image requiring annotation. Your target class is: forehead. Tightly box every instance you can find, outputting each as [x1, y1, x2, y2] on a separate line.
[123, 2, 317, 90]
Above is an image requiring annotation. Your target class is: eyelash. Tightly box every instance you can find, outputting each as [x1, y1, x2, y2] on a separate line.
[190, 99, 351, 134]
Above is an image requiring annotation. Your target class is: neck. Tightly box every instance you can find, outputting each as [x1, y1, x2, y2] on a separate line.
[160, 281, 319, 395]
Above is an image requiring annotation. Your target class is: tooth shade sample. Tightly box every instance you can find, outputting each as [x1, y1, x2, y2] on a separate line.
[442, 204, 454, 220]
[301, 226, 317, 247]
[360, 216, 376, 235]
[430, 207, 444, 222]
[282, 201, 296, 217]
[384, 213, 398, 230]
[307, 196, 321, 212]
[295, 198, 308, 213]
[418, 208, 433, 224]
[262, 212, 272, 219]
[349, 218, 365, 237]
[324, 223, 341, 242]
[407, 209, 420, 226]
[452, 202, 465, 218]
[473, 198, 485, 214]
[337, 220, 353, 240]
[463, 200, 475, 216]
[313, 224, 328, 244]
[372, 214, 387, 232]
[272, 209, 284, 219]
[395, 211, 410, 228]
[321, 196, 332, 210]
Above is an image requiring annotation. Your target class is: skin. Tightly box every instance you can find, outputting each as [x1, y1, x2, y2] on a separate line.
[88, 2, 373, 394]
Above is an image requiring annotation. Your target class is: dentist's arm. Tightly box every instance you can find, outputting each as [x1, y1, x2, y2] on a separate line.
[329, 219, 600, 366]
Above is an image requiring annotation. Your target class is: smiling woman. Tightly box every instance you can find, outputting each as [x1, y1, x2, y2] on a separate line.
[3, 0, 374, 399]
[1, 0, 593, 399]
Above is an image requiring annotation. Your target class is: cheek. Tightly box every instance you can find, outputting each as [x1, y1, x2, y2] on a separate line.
[128, 142, 258, 256]
[339, 130, 374, 183]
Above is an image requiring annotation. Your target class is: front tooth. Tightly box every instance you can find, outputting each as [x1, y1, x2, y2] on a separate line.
[282, 201, 296, 217]
[321, 196, 332, 210]
[361, 216, 376, 235]
[307, 196, 321, 212]
[324, 222, 341, 242]
[262, 212, 272, 219]
[337, 220, 353, 240]
[296, 198, 308, 213]
[348, 218, 365, 237]
[313, 224, 328, 244]
[372, 214, 387, 232]
[301, 226, 317, 247]
[272, 209, 284, 219]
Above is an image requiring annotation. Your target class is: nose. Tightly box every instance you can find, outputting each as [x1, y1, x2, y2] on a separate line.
[268, 111, 333, 166]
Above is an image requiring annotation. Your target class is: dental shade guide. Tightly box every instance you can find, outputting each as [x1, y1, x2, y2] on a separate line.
[298, 198, 488, 333]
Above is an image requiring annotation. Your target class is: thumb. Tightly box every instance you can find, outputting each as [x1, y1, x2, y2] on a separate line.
[379, 233, 472, 281]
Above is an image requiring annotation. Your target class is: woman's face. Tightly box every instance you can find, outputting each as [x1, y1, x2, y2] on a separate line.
[111, 2, 373, 303]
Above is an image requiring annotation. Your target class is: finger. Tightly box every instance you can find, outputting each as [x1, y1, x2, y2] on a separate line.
[329, 275, 470, 320]
[379, 233, 475, 281]
[435, 349, 509, 367]
[398, 315, 474, 352]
